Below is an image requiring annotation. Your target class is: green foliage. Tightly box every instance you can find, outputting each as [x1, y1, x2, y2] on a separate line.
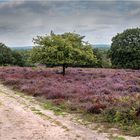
[93, 48, 111, 68]
[109, 28, 140, 69]
[101, 106, 140, 136]
[111, 136, 126, 140]
[0, 43, 14, 65]
[15, 50, 34, 66]
[12, 51, 25, 66]
[93, 48, 102, 67]
[31, 32, 97, 68]
[0, 42, 32, 66]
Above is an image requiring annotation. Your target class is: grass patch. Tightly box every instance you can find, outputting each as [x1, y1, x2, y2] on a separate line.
[30, 107, 44, 115]
[41, 100, 68, 116]
[109, 136, 126, 140]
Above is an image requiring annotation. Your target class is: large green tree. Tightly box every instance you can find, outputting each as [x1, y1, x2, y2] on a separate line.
[109, 28, 140, 69]
[31, 32, 97, 75]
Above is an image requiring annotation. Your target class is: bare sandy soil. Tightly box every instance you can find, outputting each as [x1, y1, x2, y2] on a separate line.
[0, 84, 139, 140]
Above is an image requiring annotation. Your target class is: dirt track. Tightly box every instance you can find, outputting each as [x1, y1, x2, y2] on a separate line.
[0, 84, 139, 140]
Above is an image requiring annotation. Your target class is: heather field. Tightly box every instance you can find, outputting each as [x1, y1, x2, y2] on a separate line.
[0, 66, 140, 135]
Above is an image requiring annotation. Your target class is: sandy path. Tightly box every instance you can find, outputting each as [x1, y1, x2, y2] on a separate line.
[0, 84, 139, 140]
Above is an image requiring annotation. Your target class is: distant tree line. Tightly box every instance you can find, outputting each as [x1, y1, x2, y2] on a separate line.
[0, 28, 140, 71]
[0, 43, 32, 67]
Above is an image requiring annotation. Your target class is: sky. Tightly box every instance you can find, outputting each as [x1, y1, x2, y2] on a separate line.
[0, 0, 140, 47]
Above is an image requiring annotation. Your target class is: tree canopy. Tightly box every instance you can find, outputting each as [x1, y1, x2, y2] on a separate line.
[12, 50, 26, 66]
[31, 32, 97, 75]
[109, 28, 140, 69]
[0, 43, 14, 65]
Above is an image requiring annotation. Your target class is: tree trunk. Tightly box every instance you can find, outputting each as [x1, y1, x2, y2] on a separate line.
[62, 64, 66, 76]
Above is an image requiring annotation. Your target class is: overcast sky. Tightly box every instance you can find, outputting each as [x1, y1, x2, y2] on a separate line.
[0, 0, 140, 47]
